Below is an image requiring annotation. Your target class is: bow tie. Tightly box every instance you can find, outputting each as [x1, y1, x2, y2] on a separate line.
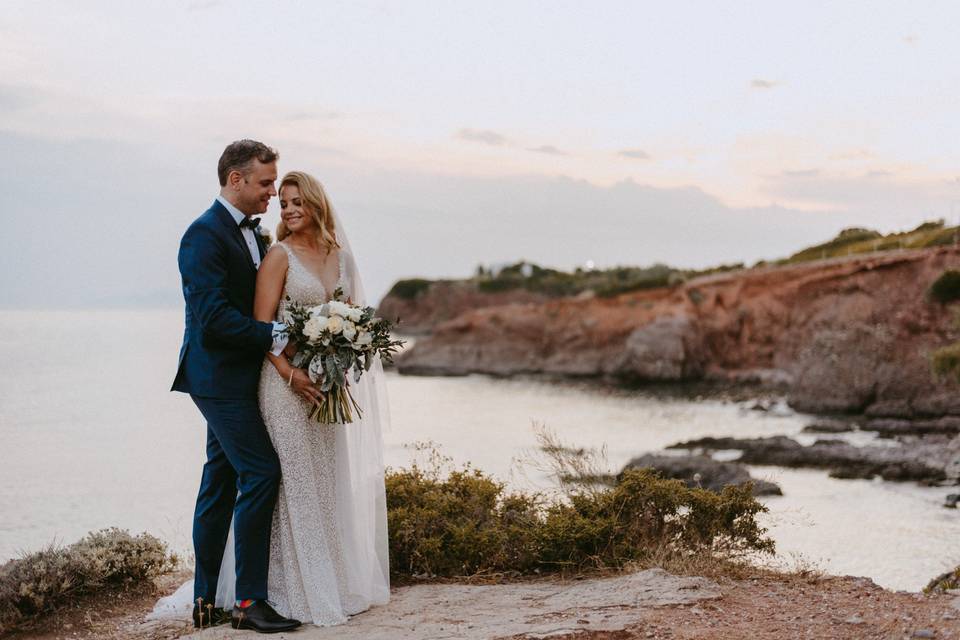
[239, 217, 261, 229]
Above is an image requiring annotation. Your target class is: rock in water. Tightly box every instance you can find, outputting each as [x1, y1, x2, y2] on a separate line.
[621, 453, 782, 496]
[666, 435, 949, 483]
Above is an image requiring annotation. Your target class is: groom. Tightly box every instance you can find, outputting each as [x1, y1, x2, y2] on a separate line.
[172, 140, 300, 633]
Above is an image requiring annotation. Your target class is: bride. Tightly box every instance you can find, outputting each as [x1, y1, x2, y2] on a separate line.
[251, 170, 391, 624]
[153, 171, 391, 627]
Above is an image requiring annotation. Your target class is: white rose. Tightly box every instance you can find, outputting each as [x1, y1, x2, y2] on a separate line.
[326, 315, 344, 334]
[352, 330, 373, 350]
[344, 307, 363, 322]
[303, 316, 326, 342]
[342, 321, 357, 341]
[327, 300, 351, 317]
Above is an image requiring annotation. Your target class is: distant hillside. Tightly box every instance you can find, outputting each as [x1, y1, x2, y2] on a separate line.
[772, 220, 958, 265]
[381, 219, 960, 323]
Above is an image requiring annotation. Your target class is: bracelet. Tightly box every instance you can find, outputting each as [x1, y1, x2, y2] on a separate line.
[287, 369, 294, 387]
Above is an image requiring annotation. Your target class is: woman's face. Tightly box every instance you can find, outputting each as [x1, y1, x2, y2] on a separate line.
[279, 184, 314, 234]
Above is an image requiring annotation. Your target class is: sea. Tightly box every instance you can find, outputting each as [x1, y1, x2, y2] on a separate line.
[1, 310, 957, 591]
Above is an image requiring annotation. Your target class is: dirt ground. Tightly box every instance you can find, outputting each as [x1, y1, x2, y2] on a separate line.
[8, 569, 960, 640]
[564, 574, 960, 640]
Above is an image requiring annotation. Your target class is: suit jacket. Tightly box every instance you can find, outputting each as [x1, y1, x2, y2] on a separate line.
[172, 199, 273, 399]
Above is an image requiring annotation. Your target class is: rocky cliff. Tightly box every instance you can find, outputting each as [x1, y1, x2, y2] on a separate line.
[394, 247, 960, 417]
[377, 280, 551, 335]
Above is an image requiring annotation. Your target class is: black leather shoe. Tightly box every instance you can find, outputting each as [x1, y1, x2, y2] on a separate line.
[192, 600, 231, 628]
[231, 601, 301, 633]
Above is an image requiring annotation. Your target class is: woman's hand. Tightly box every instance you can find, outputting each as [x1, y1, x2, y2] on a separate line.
[287, 368, 321, 405]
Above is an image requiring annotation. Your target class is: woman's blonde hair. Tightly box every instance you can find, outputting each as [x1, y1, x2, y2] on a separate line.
[276, 171, 341, 253]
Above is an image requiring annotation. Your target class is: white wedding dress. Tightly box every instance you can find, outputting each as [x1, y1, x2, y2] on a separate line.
[151, 230, 391, 626]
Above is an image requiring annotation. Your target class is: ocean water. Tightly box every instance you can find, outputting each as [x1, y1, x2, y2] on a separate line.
[1, 310, 957, 591]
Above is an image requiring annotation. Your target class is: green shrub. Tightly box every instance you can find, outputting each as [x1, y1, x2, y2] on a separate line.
[926, 565, 960, 594]
[387, 278, 433, 300]
[918, 227, 959, 248]
[385, 463, 773, 579]
[476, 277, 522, 293]
[0, 528, 177, 634]
[929, 270, 960, 303]
[595, 274, 673, 298]
[931, 342, 960, 382]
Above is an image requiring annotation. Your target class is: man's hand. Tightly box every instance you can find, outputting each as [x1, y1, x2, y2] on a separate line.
[287, 368, 321, 404]
[284, 341, 298, 359]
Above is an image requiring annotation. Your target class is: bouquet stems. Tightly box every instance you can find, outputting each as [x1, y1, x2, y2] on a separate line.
[310, 384, 364, 424]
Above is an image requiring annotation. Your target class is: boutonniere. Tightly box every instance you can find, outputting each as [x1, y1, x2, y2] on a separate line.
[255, 225, 273, 249]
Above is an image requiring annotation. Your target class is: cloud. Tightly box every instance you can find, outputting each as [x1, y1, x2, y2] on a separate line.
[782, 169, 821, 178]
[761, 169, 958, 221]
[457, 128, 508, 146]
[284, 109, 343, 122]
[618, 149, 650, 160]
[187, 0, 221, 10]
[830, 148, 876, 161]
[751, 79, 779, 89]
[0, 83, 41, 112]
[0, 128, 857, 309]
[527, 145, 566, 156]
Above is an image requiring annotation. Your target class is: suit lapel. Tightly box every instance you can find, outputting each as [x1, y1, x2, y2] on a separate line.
[211, 201, 257, 272]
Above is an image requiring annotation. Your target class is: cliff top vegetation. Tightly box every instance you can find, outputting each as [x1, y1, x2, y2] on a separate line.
[385, 219, 958, 301]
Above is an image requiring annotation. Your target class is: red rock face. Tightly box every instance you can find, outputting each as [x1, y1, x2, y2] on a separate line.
[377, 281, 551, 335]
[396, 248, 960, 417]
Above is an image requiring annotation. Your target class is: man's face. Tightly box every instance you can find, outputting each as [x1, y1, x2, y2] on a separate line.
[233, 160, 278, 215]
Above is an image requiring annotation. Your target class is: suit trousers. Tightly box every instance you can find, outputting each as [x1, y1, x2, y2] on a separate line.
[190, 394, 281, 603]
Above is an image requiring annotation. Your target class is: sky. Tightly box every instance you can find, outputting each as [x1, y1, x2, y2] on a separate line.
[2, 0, 959, 306]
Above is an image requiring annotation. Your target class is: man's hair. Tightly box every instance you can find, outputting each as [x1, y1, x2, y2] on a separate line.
[217, 139, 279, 186]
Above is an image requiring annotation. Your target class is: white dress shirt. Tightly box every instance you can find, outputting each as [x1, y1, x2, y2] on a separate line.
[217, 195, 264, 268]
[216, 195, 288, 356]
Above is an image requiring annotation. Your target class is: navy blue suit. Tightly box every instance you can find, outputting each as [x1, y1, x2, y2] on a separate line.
[173, 199, 280, 602]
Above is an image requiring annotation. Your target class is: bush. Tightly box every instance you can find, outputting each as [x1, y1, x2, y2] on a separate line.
[929, 270, 960, 303]
[931, 342, 960, 382]
[476, 277, 522, 293]
[925, 565, 960, 594]
[385, 463, 773, 579]
[0, 528, 177, 634]
[595, 274, 673, 298]
[387, 278, 433, 300]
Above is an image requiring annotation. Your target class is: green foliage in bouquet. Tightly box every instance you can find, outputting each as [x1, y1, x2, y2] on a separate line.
[0, 529, 177, 634]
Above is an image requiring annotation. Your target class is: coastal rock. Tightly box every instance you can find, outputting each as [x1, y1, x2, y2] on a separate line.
[788, 325, 896, 414]
[666, 435, 949, 483]
[802, 418, 858, 433]
[177, 568, 720, 640]
[621, 454, 782, 496]
[613, 315, 704, 382]
[396, 248, 960, 421]
[377, 281, 550, 336]
[927, 566, 960, 594]
[864, 417, 960, 438]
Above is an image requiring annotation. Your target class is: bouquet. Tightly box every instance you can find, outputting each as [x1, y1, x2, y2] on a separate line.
[283, 288, 404, 424]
